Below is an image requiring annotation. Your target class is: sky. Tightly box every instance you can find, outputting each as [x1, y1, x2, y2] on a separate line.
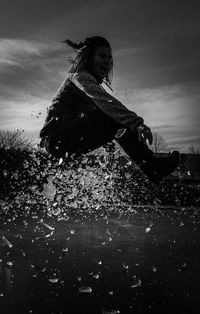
[0, 0, 200, 153]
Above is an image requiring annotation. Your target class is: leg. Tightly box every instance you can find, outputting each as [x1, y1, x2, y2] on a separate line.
[42, 109, 179, 183]
[116, 129, 179, 183]
[43, 108, 120, 158]
[116, 128, 154, 164]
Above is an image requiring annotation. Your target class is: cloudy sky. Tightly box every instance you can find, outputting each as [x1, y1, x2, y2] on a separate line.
[0, 0, 200, 152]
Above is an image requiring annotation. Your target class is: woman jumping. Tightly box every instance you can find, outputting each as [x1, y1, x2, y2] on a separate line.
[39, 36, 179, 184]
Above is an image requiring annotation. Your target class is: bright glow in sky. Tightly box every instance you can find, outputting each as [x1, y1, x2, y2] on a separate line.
[0, 0, 200, 152]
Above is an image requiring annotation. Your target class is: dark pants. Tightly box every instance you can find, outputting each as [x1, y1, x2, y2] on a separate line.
[42, 108, 153, 164]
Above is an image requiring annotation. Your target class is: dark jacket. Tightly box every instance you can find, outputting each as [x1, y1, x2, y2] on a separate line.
[39, 72, 144, 157]
[40, 71, 144, 139]
[39, 78, 97, 139]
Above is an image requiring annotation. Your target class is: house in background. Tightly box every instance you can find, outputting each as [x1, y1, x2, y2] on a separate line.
[157, 153, 200, 184]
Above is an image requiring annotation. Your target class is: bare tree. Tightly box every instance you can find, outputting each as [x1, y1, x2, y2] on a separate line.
[188, 145, 200, 154]
[150, 132, 168, 153]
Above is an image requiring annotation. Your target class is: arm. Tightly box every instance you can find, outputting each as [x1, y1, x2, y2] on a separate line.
[71, 72, 144, 132]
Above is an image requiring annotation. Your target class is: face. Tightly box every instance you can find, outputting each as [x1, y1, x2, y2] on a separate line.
[90, 46, 112, 82]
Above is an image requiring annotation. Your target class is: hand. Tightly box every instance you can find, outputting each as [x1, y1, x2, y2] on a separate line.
[137, 124, 153, 145]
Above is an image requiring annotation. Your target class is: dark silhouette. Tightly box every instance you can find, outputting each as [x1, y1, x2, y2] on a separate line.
[40, 36, 179, 183]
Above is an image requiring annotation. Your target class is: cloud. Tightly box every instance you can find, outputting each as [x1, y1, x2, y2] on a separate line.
[114, 81, 200, 116]
[0, 38, 71, 103]
[0, 37, 67, 70]
[0, 0, 94, 37]
[0, 38, 45, 67]
[0, 38, 72, 139]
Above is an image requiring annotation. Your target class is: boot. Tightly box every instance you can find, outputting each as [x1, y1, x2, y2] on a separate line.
[140, 151, 180, 184]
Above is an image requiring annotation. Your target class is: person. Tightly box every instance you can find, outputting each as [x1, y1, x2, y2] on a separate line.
[39, 36, 179, 184]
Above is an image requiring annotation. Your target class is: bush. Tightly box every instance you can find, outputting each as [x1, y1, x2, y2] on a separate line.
[0, 129, 34, 151]
[0, 130, 35, 196]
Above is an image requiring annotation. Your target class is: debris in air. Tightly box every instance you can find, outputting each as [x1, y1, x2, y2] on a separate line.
[131, 277, 142, 288]
[2, 236, 13, 248]
[41, 220, 55, 231]
[42, 182, 56, 200]
[102, 309, 120, 314]
[152, 265, 157, 272]
[49, 278, 58, 283]
[62, 248, 69, 253]
[79, 286, 92, 294]
[122, 263, 129, 270]
[58, 158, 63, 165]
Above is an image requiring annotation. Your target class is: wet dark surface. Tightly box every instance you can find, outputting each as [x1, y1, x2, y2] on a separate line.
[1, 206, 200, 314]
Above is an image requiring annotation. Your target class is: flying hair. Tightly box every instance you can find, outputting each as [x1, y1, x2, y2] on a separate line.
[62, 39, 87, 51]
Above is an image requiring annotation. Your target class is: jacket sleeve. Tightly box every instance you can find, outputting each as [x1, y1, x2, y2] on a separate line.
[71, 72, 144, 131]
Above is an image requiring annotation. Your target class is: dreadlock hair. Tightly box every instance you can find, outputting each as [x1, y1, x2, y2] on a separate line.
[62, 36, 113, 87]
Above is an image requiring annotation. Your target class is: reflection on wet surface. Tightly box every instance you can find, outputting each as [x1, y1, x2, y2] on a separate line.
[1, 206, 200, 313]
